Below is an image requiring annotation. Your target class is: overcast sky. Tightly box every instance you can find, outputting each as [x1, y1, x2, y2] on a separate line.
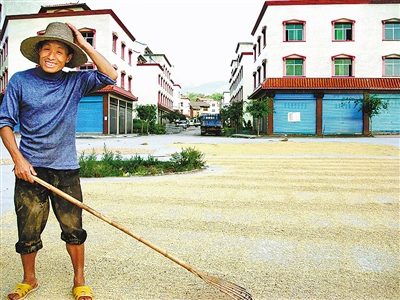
[4, 0, 265, 93]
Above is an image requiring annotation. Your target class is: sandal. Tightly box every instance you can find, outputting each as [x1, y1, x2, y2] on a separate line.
[6, 283, 38, 300]
[73, 285, 94, 300]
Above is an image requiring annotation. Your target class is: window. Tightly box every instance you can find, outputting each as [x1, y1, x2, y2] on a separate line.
[383, 19, 400, 40]
[120, 71, 126, 89]
[128, 49, 133, 65]
[286, 60, 303, 76]
[332, 54, 354, 77]
[262, 26, 267, 48]
[284, 54, 305, 76]
[80, 29, 95, 46]
[332, 19, 354, 41]
[79, 65, 94, 71]
[128, 75, 132, 92]
[383, 55, 400, 76]
[112, 32, 118, 53]
[121, 42, 126, 60]
[262, 59, 267, 80]
[283, 20, 305, 41]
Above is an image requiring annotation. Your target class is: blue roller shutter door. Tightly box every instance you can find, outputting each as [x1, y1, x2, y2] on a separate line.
[371, 94, 400, 133]
[274, 94, 316, 134]
[322, 94, 363, 135]
[77, 96, 103, 133]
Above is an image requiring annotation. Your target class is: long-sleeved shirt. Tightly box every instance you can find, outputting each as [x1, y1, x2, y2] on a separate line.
[0, 67, 116, 170]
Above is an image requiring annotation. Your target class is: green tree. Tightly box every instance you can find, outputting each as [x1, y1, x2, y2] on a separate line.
[162, 111, 181, 123]
[220, 101, 243, 133]
[183, 92, 222, 102]
[135, 104, 157, 134]
[353, 93, 389, 118]
[210, 93, 223, 101]
[246, 97, 274, 136]
[345, 93, 389, 134]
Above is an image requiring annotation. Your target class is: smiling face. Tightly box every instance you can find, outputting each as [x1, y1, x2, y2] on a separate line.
[37, 41, 73, 73]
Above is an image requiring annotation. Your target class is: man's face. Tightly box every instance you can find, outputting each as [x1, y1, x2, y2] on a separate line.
[38, 41, 73, 73]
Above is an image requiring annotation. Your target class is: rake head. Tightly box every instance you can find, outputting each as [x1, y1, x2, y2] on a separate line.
[194, 269, 252, 300]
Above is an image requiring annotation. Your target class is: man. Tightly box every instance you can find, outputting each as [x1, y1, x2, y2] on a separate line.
[0, 22, 118, 300]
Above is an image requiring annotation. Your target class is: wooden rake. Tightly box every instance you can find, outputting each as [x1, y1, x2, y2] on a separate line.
[32, 176, 252, 300]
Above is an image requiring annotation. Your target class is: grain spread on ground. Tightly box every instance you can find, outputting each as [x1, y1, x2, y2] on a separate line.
[1, 141, 399, 300]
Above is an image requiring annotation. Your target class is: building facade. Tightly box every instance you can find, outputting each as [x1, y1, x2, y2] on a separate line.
[248, 0, 400, 135]
[135, 51, 175, 124]
[229, 42, 254, 124]
[0, 2, 179, 134]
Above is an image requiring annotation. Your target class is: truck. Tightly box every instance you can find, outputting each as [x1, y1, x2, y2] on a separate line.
[200, 114, 222, 136]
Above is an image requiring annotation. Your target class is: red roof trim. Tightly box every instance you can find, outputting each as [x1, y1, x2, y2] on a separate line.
[39, 3, 91, 13]
[262, 77, 400, 90]
[95, 85, 138, 101]
[252, 0, 400, 35]
[1, 9, 136, 42]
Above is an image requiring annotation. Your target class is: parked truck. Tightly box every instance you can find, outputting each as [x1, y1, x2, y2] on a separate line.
[200, 114, 222, 136]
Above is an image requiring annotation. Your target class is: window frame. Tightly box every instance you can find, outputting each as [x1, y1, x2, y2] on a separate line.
[332, 54, 355, 77]
[80, 28, 96, 47]
[121, 41, 126, 60]
[120, 70, 126, 89]
[382, 18, 400, 40]
[78, 64, 95, 71]
[262, 26, 267, 48]
[128, 49, 133, 65]
[382, 54, 400, 76]
[283, 54, 306, 77]
[332, 18, 355, 42]
[112, 32, 118, 53]
[283, 20, 306, 42]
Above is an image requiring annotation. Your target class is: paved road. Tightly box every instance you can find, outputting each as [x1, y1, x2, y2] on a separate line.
[1, 126, 399, 215]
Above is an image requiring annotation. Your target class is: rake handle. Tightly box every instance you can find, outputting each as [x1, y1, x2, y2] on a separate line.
[32, 176, 196, 273]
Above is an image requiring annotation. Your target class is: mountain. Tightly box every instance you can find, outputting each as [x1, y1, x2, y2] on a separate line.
[181, 81, 229, 95]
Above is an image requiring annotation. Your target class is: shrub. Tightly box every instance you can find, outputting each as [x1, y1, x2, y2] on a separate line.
[79, 145, 206, 177]
[170, 147, 205, 172]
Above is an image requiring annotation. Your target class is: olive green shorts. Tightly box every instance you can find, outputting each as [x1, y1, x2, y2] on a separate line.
[14, 168, 87, 255]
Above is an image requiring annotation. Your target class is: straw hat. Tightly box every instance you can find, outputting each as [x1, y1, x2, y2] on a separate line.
[20, 22, 88, 68]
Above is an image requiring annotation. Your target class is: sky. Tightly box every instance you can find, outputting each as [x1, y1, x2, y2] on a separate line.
[3, 0, 265, 94]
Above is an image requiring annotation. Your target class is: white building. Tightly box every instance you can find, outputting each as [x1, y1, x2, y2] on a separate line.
[229, 42, 254, 124]
[221, 91, 230, 107]
[177, 97, 191, 118]
[248, 0, 400, 135]
[134, 51, 175, 123]
[0, 2, 179, 133]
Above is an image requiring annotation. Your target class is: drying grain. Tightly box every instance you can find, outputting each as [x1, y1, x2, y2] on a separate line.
[1, 141, 399, 300]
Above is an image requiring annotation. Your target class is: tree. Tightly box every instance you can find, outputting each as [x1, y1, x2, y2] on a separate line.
[162, 111, 181, 123]
[135, 104, 157, 134]
[246, 97, 274, 136]
[345, 93, 389, 134]
[219, 101, 243, 133]
[353, 93, 389, 118]
[182, 92, 223, 102]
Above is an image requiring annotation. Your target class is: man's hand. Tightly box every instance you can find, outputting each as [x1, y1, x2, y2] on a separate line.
[0, 126, 36, 183]
[14, 157, 37, 183]
[65, 22, 118, 80]
[66, 22, 88, 49]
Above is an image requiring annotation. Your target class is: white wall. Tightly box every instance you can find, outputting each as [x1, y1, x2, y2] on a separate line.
[255, 3, 399, 78]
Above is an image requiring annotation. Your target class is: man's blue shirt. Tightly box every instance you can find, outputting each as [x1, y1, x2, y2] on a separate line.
[0, 67, 116, 169]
